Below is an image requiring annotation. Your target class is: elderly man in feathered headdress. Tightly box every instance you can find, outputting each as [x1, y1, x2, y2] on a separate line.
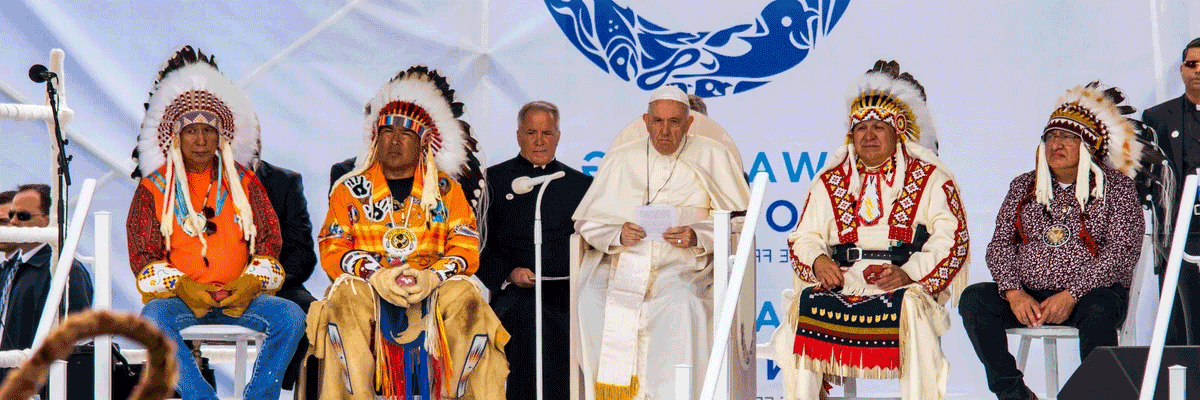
[960, 83, 1146, 400]
[767, 61, 970, 400]
[128, 46, 305, 400]
[305, 65, 508, 400]
[573, 86, 750, 400]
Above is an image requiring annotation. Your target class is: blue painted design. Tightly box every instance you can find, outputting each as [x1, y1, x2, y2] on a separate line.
[432, 202, 447, 223]
[545, 0, 850, 96]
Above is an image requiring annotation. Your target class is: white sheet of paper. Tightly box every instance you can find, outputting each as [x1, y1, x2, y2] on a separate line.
[636, 205, 678, 241]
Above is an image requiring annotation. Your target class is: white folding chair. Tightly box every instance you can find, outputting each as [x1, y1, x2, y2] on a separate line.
[1005, 233, 1151, 400]
[1004, 326, 1076, 400]
[177, 325, 265, 400]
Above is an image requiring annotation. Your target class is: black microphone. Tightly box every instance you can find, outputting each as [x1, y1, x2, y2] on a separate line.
[28, 64, 56, 83]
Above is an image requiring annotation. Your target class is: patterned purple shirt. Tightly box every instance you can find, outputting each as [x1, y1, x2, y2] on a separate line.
[985, 167, 1144, 299]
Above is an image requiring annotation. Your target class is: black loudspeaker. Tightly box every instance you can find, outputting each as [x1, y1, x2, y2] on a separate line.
[66, 343, 215, 399]
[1060, 346, 1200, 399]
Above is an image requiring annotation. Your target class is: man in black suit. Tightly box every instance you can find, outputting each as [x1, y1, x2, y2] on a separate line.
[253, 159, 320, 392]
[329, 157, 355, 190]
[0, 184, 93, 379]
[1143, 37, 1200, 345]
[478, 101, 591, 400]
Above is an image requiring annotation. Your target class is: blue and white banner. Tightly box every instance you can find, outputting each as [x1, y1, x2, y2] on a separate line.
[0, 1, 1197, 398]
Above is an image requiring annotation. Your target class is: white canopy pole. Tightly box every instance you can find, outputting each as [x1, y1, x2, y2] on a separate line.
[699, 172, 769, 400]
[1140, 171, 1198, 400]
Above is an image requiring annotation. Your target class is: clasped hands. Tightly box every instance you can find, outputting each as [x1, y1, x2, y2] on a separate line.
[812, 255, 913, 291]
[369, 264, 438, 308]
[620, 222, 695, 248]
[174, 274, 261, 318]
[1006, 289, 1076, 327]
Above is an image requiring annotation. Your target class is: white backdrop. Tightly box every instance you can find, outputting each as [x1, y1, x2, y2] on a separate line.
[1, 1, 1199, 398]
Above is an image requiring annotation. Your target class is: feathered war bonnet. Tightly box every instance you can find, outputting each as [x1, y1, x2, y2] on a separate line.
[1035, 81, 1144, 209]
[134, 46, 261, 257]
[823, 60, 951, 201]
[338, 65, 487, 233]
[845, 60, 939, 152]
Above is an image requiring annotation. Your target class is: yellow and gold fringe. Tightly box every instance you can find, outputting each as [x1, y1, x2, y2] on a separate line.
[595, 375, 640, 400]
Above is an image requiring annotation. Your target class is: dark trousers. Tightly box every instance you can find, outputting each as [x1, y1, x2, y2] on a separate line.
[1161, 237, 1200, 345]
[959, 282, 1128, 399]
[276, 285, 317, 391]
[493, 283, 571, 400]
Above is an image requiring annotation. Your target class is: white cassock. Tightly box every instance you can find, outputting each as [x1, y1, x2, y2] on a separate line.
[768, 143, 969, 400]
[573, 133, 749, 400]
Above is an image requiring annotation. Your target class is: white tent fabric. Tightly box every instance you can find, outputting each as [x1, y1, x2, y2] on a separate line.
[0, 1, 1198, 397]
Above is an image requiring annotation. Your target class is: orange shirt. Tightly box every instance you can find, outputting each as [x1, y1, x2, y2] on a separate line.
[128, 162, 280, 286]
[319, 163, 479, 280]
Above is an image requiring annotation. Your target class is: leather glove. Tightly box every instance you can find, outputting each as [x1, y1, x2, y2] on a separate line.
[400, 268, 439, 306]
[173, 276, 220, 318]
[218, 273, 263, 318]
[368, 267, 411, 308]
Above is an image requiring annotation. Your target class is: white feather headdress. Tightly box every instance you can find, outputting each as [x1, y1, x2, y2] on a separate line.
[845, 60, 939, 152]
[136, 47, 258, 176]
[133, 46, 260, 256]
[1035, 82, 1145, 209]
[337, 66, 488, 237]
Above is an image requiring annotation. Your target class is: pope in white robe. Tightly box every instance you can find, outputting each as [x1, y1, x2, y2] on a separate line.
[572, 87, 749, 400]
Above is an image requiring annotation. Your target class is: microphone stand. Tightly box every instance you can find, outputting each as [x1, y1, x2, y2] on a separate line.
[531, 171, 565, 400]
[44, 76, 70, 252]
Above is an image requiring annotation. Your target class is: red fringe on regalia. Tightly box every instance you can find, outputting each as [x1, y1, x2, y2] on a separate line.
[383, 343, 407, 397]
[793, 335, 901, 374]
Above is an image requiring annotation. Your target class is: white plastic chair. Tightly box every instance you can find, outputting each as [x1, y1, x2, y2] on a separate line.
[1004, 326, 1075, 400]
[1005, 233, 1152, 400]
[177, 325, 265, 400]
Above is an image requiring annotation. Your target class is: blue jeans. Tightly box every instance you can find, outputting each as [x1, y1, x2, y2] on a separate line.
[141, 295, 305, 400]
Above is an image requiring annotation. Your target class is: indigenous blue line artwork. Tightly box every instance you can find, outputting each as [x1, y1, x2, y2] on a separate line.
[545, 0, 851, 97]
